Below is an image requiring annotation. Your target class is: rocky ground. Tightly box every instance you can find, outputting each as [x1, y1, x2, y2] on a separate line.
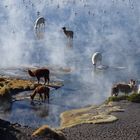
[0, 74, 140, 140]
[0, 118, 66, 140]
[1, 100, 140, 140]
[0, 118, 34, 140]
[62, 101, 140, 140]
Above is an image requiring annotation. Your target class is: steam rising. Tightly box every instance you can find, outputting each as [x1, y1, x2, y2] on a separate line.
[0, 0, 140, 68]
[1, 0, 140, 96]
[0, 0, 140, 127]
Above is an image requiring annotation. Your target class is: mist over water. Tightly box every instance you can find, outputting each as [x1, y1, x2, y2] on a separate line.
[0, 0, 140, 127]
[1, 0, 140, 67]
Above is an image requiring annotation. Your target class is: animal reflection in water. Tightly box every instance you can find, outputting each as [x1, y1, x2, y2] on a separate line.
[28, 68, 50, 85]
[62, 27, 74, 48]
[111, 79, 136, 96]
[34, 17, 45, 39]
[0, 101, 12, 112]
[31, 101, 49, 118]
[30, 85, 50, 103]
[92, 52, 108, 70]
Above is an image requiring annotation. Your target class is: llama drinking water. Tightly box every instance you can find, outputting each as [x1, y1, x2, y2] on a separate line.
[30, 85, 50, 102]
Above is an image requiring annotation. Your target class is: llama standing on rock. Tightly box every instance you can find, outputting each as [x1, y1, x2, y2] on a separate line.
[28, 68, 50, 85]
[62, 27, 74, 48]
[30, 85, 50, 102]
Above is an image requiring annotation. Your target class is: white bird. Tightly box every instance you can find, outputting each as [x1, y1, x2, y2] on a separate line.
[92, 52, 102, 68]
[34, 17, 45, 30]
[34, 17, 45, 39]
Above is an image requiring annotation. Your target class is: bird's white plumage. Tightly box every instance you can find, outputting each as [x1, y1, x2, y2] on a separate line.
[92, 52, 102, 65]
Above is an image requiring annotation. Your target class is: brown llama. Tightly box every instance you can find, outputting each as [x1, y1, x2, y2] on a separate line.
[62, 27, 73, 39]
[30, 85, 50, 102]
[111, 79, 136, 96]
[28, 68, 50, 85]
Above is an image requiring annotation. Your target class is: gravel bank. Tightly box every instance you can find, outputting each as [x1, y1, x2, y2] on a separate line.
[1, 101, 140, 140]
[62, 101, 140, 140]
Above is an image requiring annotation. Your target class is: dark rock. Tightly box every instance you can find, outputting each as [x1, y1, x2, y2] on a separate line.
[0, 118, 33, 140]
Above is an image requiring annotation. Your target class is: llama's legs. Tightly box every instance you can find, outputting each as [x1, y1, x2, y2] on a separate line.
[43, 23, 45, 31]
[37, 77, 40, 84]
[44, 77, 49, 85]
[47, 98, 49, 103]
[48, 77, 50, 84]
[30, 94, 34, 101]
[39, 93, 43, 102]
[44, 77, 47, 85]
[44, 93, 46, 101]
[48, 93, 49, 103]
[46, 93, 49, 103]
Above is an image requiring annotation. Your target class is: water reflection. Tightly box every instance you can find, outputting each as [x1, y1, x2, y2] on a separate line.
[0, 62, 139, 128]
[30, 101, 49, 118]
[0, 100, 12, 113]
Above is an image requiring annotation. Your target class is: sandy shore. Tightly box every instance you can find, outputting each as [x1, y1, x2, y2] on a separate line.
[62, 101, 140, 140]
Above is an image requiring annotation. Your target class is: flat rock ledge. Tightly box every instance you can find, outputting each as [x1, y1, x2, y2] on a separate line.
[59, 101, 124, 129]
[0, 76, 63, 102]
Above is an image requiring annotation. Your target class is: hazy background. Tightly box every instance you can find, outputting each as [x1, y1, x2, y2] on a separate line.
[0, 0, 140, 67]
[0, 0, 140, 127]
